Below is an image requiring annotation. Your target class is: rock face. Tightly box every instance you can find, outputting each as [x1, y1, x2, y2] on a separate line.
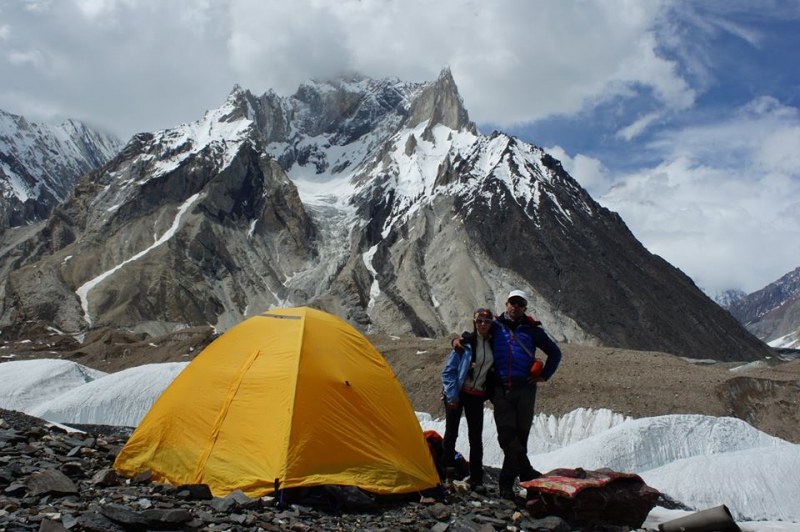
[0, 109, 122, 231]
[0, 110, 123, 329]
[726, 266, 800, 349]
[0, 70, 771, 361]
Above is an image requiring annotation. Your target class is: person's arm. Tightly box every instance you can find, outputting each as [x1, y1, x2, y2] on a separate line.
[450, 330, 476, 354]
[441, 350, 462, 405]
[532, 327, 562, 381]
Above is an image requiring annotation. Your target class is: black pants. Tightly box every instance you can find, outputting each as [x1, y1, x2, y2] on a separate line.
[491, 384, 537, 489]
[442, 392, 486, 484]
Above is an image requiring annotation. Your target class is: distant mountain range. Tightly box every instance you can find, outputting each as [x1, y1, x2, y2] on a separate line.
[724, 267, 800, 350]
[0, 69, 772, 362]
[0, 109, 122, 230]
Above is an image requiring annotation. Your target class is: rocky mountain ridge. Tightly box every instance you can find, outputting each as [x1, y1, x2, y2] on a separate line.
[0, 109, 122, 231]
[726, 266, 800, 349]
[0, 69, 771, 361]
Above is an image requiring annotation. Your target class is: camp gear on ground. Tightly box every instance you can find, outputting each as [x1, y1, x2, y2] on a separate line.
[658, 504, 740, 532]
[521, 468, 661, 529]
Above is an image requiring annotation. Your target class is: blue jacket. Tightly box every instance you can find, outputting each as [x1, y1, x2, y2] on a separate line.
[491, 314, 561, 385]
[441, 345, 474, 404]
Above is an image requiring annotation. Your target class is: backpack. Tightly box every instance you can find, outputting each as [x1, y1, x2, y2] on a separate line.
[424, 430, 469, 482]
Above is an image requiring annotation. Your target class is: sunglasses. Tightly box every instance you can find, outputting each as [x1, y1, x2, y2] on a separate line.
[507, 299, 527, 308]
[475, 318, 493, 325]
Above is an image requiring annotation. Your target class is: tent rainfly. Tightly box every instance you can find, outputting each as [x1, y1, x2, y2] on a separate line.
[114, 307, 440, 497]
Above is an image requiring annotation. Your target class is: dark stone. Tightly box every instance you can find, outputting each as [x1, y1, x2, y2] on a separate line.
[26, 469, 78, 496]
[0, 429, 25, 445]
[428, 502, 451, 521]
[98, 504, 194, 530]
[100, 503, 150, 527]
[4, 480, 27, 495]
[473, 514, 506, 526]
[131, 470, 152, 484]
[174, 483, 213, 500]
[38, 518, 70, 532]
[225, 489, 260, 510]
[521, 516, 572, 532]
[59, 462, 85, 478]
[78, 510, 127, 532]
[139, 508, 193, 527]
[90, 468, 119, 487]
[210, 496, 237, 513]
[447, 518, 495, 532]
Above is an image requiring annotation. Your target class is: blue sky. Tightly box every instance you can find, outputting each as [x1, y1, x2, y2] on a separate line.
[1, 0, 798, 295]
[511, 2, 800, 175]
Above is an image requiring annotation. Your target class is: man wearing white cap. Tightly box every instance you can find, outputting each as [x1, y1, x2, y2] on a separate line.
[452, 288, 562, 500]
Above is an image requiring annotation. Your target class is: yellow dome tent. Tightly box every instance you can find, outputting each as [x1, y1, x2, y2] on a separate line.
[114, 306, 439, 497]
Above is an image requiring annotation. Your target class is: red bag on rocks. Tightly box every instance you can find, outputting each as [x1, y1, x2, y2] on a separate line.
[521, 468, 661, 528]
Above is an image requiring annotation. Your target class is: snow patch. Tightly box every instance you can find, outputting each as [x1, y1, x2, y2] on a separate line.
[76, 193, 202, 325]
[363, 244, 381, 310]
[0, 359, 106, 412]
[28, 362, 188, 427]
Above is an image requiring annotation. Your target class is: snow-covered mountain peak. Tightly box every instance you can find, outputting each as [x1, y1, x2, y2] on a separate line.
[359, 126, 588, 235]
[727, 265, 800, 347]
[116, 95, 258, 189]
[0, 108, 122, 230]
[162, 95, 254, 156]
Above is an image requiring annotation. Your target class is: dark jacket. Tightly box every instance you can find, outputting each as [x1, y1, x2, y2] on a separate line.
[491, 313, 561, 385]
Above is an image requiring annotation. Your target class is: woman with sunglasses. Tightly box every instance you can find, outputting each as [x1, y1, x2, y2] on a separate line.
[440, 307, 495, 493]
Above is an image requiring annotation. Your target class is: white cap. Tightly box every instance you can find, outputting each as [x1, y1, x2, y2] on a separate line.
[507, 289, 528, 302]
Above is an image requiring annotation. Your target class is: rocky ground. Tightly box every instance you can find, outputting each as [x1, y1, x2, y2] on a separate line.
[2, 407, 658, 531]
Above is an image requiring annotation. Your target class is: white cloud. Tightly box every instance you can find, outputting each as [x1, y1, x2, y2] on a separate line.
[228, 1, 353, 95]
[74, 0, 115, 19]
[616, 112, 664, 141]
[756, 126, 800, 175]
[546, 146, 615, 197]
[0, 0, 235, 137]
[22, 1, 53, 14]
[0, 0, 698, 138]
[7, 49, 45, 68]
[600, 97, 800, 294]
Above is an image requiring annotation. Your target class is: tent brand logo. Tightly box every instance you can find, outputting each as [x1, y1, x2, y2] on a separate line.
[113, 306, 439, 497]
[261, 313, 301, 320]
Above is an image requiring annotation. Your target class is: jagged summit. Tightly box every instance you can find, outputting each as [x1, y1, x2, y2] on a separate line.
[406, 67, 474, 135]
[0, 108, 122, 230]
[0, 72, 771, 361]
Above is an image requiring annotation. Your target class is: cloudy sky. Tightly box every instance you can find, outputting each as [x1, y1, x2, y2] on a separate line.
[1, 0, 799, 296]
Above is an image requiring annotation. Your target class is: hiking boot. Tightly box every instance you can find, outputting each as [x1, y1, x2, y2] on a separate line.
[470, 482, 487, 495]
[444, 467, 457, 483]
[520, 468, 542, 482]
[499, 486, 515, 501]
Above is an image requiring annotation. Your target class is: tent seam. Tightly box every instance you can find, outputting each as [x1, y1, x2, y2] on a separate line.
[280, 308, 306, 488]
[191, 348, 261, 483]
